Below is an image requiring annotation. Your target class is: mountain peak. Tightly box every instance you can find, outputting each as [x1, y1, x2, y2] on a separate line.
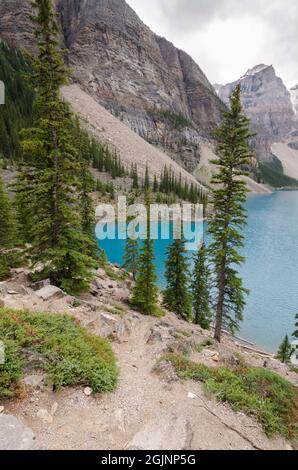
[242, 64, 273, 78]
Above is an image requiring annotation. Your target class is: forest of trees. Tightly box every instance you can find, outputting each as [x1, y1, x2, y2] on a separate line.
[1, 1, 296, 349]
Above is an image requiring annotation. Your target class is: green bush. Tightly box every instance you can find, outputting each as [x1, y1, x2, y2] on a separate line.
[0, 308, 118, 398]
[165, 353, 298, 438]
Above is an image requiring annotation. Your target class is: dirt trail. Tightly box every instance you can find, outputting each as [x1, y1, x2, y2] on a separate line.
[4, 299, 292, 451]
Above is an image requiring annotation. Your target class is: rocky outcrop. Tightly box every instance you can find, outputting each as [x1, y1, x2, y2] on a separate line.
[0, 0, 224, 172]
[290, 84, 298, 118]
[216, 65, 295, 161]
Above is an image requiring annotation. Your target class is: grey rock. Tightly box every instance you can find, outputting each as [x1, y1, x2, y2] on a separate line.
[0, 0, 223, 172]
[36, 285, 65, 301]
[23, 374, 46, 389]
[127, 414, 188, 450]
[31, 279, 51, 291]
[216, 65, 295, 161]
[0, 414, 36, 450]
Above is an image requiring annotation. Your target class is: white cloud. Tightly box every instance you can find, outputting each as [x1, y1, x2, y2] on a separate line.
[126, 0, 298, 88]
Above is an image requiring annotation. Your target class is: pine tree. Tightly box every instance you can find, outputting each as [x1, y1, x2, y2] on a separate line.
[123, 197, 140, 281]
[0, 176, 18, 280]
[131, 191, 158, 315]
[294, 313, 298, 338]
[15, 0, 96, 293]
[75, 120, 99, 262]
[208, 85, 252, 342]
[153, 175, 158, 193]
[144, 164, 150, 190]
[276, 335, 294, 364]
[163, 237, 192, 321]
[192, 243, 212, 329]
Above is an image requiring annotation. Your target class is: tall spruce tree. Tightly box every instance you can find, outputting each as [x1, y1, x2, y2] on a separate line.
[123, 197, 140, 280]
[15, 0, 96, 293]
[192, 243, 212, 329]
[131, 191, 158, 315]
[276, 335, 294, 364]
[208, 85, 252, 342]
[163, 236, 192, 321]
[0, 176, 18, 280]
[294, 313, 298, 338]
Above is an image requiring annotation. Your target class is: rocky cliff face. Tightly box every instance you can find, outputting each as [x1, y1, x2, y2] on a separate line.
[215, 65, 295, 161]
[0, 0, 224, 172]
[290, 85, 298, 117]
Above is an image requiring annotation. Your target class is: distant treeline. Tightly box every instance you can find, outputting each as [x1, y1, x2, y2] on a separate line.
[0, 42, 34, 162]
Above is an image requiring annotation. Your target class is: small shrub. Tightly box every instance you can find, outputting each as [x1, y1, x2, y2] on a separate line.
[0, 308, 118, 398]
[165, 352, 298, 438]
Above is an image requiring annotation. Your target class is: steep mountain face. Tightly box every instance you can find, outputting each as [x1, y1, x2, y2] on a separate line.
[0, 0, 224, 172]
[216, 65, 295, 161]
[290, 84, 298, 117]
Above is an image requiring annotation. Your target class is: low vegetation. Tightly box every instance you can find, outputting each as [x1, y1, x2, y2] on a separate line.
[0, 308, 118, 399]
[165, 352, 298, 438]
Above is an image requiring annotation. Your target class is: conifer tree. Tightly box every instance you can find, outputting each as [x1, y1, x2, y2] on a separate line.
[294, 313, 298, 338]
[276, 335, 294, 364]
[144, 164, 150, 190]
[192, 243, 212, 329]
[163, 236, 192, 321]
[131, 191, 158, 315]
[208, 85, 252, 342]
[15, 0, 96, 293]
[0, 176, 18, 280]
[123, 197, 140, 280]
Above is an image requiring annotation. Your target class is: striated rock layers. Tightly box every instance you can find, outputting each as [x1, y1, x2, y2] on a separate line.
[215, 65, 295, 161]
[0, 0, 224, 172]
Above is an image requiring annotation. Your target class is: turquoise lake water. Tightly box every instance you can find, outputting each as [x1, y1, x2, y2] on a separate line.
[97, 191, 298, 353]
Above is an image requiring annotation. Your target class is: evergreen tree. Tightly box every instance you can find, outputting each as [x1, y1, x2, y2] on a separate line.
[208, 85, 252, 342]
[131, 191, 158, 315]
[153, 175, 158, 193]
[75, 120, 99, 262]
[276, 335, 294, 364]
[293, 313, 298, 338]
[123, 197, 140, 281]
[144, 164, 150, 190]
[0, 176, 18, 280]
[163, 236, 192, 321]
[192, 243, 212, 329]
[15, 0, 96, 293]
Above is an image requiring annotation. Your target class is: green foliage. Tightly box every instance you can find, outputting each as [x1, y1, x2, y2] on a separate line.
[192, 243, 212, 329]
[165, 353, 298, 438]
[294, 313, 298, 339]
[163, 238, 192, 321]
[259, 156, 298, 188]
[0, 42, 34, 161]
[0, 308, 118, 398]
[158, 166, 207, 205]
[152, 110, 193, 130]
[14, 0, 96, 293]
[131, 192, 159, 316]
[92, 138, 126, 179]
[123, 198, 140, 281]
[0, 176, 20, 280]
[208, 85, 252, 342]
[276, 335, 294, 364]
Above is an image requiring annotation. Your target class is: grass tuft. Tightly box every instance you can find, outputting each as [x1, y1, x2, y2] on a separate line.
[165, 352, 298, 438]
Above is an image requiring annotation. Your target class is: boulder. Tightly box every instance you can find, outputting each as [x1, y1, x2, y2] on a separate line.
[126, 414, 188, 450]
[23, 374, 46, 389]
[36, 285, 65, 301]
[31, 279, 51, 291]
[0, 414, 36, 450]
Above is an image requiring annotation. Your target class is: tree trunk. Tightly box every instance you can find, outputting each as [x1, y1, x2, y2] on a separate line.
[214, 264, 226, 343]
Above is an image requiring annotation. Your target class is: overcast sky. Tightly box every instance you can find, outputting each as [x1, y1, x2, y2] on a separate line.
[127, 0, 298, 88]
